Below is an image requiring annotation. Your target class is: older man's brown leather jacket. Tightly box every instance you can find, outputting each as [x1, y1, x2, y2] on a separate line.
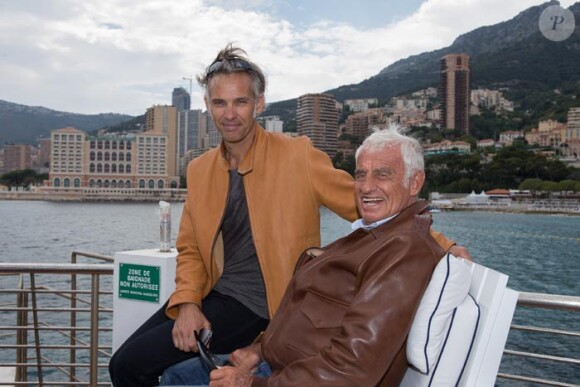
[254, 200, 445, 387]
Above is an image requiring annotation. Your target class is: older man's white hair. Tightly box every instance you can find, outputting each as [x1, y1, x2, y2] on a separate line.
[355, 124, 424, 187]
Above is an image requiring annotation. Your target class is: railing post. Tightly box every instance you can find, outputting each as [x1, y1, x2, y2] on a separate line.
[89, 273, 100, 386]
[16, 274, 28, 382]
[70, 252, 78, 383]
[29, 273, 43, 386]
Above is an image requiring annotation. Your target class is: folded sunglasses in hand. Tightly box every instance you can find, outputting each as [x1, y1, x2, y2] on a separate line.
[195, 329, 229, 371]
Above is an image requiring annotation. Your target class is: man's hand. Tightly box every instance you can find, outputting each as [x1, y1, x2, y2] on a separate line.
[229, 344, 262, 372]
[449, 245, 473, 261]
[209, 366, 253, 387]
[172, 303, 210, 352]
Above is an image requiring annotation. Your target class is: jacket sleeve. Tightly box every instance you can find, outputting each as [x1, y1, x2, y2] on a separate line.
[165, 196, 209, 319]
[252, 234, 437, 387]
[306, 142, 359, 222]
[429, 229, 455, 251]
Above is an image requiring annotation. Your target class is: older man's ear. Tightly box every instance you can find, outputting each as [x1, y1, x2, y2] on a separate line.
[410, 171, 426, 197]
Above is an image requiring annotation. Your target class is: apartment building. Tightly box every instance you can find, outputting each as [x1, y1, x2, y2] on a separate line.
[344, 98, 378, 112]
[440, 54, 471, 134]
[499, 130, 524, 145]
[526, 120, 566, 147]
[297, 93, 339, 158]
[2, 144, 34, 173]
[259, 115, 284, 133]
[424, 140, 471, 156]
[567, 106, 580, 141]
[48, 106, 181, 190]
[344, 108, 384, 140]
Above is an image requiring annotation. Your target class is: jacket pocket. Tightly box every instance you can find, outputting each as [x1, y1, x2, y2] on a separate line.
[301, 291, 349, 329]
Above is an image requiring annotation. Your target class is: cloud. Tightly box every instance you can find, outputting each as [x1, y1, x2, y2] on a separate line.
[0, 0, 575, 115]
[99, 23, 123, 30]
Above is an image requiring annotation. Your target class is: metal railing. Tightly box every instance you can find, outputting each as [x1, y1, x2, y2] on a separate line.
[497, 292, 580, 386]
[0, 253, 579, 386]
[0, 251, 114, 386]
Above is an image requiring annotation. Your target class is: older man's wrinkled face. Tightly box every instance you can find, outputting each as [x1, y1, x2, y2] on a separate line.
[354, 145, 424, 225]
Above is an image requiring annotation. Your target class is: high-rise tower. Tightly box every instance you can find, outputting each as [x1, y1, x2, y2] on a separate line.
[296, 93, 339, 157]
[440, 54, 471, 134]
[177, 109, 203, 175]
[172, 87, 191, 111]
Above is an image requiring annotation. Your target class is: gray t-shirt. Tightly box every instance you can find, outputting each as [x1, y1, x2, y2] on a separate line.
[213, 170, 268, 319]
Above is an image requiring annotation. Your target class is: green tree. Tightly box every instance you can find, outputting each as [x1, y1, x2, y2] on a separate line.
[458, 135, 477, 149]
[519, 178, 544, 195]
[332, 152, 356, 176]
[471, 178, 483, 193]
[444, 181, 459, 193]
[456, 178, 474, 193]
[339, 105, 352, 124]
[567, 168, 580, 180]
[283, 119, 297, 133]
[338, 133, 363, 147]
[556, 179, 577, 195]
[482, 144, 570, 188]
[469, 107, 511, 140]
[542, 181, 559, 196]
[0, 169, 45, 188]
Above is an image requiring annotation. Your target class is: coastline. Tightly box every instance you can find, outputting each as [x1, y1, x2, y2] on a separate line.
[0, 190, 186, 202]
[442, 206, 580, 216]
[430, 196, 580, 216]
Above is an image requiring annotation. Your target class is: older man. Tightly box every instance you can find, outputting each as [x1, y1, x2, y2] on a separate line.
[161, 127, 449, 386]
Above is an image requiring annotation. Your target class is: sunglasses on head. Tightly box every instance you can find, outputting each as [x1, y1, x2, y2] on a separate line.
[207, 59, 253, 76]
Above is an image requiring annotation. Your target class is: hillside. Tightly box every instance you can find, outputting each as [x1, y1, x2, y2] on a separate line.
[264, 1, 580, 128]
[0, 100, 134, 146]
[3, 1, 579, 146]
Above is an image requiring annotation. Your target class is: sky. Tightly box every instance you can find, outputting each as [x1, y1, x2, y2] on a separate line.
[0, 0, 576, 116]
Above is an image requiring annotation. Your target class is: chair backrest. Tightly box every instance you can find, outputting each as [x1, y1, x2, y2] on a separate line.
[400, 255, 518, 387]
[460, 262, 519, 386]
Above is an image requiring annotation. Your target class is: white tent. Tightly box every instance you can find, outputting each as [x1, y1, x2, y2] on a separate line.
[466, 191, 489, 204]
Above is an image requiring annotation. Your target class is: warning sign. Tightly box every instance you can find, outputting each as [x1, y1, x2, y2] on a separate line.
[118, 263, 160, 303]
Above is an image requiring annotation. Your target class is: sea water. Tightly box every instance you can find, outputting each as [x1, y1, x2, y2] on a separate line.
[0, 201, 578, 384]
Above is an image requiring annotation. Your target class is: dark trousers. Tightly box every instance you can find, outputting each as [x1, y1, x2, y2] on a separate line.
[108, 290, 269, 386]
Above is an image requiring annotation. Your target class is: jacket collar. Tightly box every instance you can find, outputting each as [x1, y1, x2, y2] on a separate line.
[218, 123, 266, 175]
[368, 200, 430, 235]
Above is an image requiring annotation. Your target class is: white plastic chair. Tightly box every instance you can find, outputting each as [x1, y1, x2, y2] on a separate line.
[401, 254, 519, 387]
